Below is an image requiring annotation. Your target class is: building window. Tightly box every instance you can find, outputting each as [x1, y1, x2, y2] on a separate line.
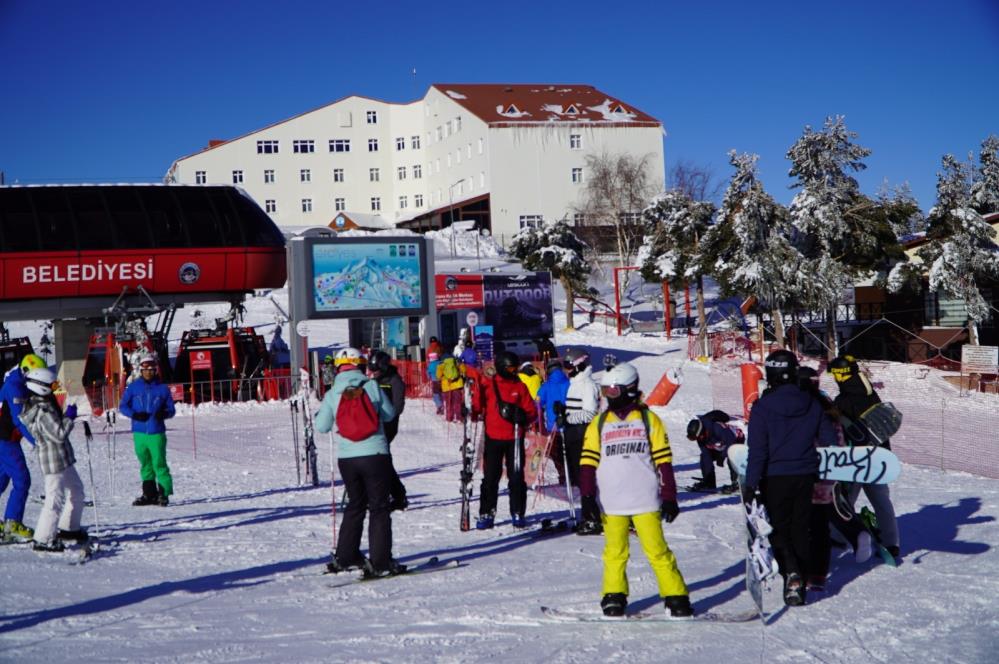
[333, 168, 344, 182]
[302, 198, 312, 213]
[479, 172, 485, 188]
[368, 138, 379, 152]
[264, 170, 275, 184]
[411, 135, 421, 149]
[399, 195, 408, 209]
[435, 159, 440, 173]
[477, 138, 484, 154]
[414, 194, 424, 207]
[572, 167, 583, 184]
[570, 134, 582, 149]
[300, 169, 311, 183]
[195, 171, 206, 184]
[573, 213, 586, 226]
[257, 140, 279, 154]
[397, 166, 406, 180]
[334, 197, 345, 211]
[519, 215, 543, 229]
[366, 110, 378, 124]
[447, 154, 452, 168]
[293, 139, 315, 153]
[455, 116, 462, 132]
[369, 168, 380, 182]
[456, 149, 461, 164]
[329, 139, 351, 152]
[467, 143, 472, 159]
[371, 197, 381, 211]
[232, 170, 243, 184]
[436, 126, 442, 141]
[445, 121, 451, 138]
[396, 137, 405, 150]
[619, 212, 641, 224]
[413, 164, 422, 179]
[265, 199, 276, 213]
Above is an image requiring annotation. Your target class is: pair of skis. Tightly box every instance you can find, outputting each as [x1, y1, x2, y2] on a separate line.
[290, 393, 319, 487]
[459, 383, 476, 531]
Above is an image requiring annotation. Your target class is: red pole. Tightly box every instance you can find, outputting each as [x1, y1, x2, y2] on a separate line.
[663, 282, 671, 339]
[614, 268, 623, 336]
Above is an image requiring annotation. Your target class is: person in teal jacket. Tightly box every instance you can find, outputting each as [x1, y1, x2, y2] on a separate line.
[316, 347, 401, 577]
[119, 353, 175, 506]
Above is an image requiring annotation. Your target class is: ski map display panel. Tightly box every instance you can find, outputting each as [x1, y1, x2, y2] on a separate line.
[326, 556, 464, 588]
[727, 444, 901, 484]
[539, 606, 758, 624]
[459, 382, 475, 532]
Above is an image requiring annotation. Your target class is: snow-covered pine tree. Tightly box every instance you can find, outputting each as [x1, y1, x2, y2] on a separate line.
[971, 135, 999, 215]
[707, 151, 798, 345]
[638, 190, 715, 350]
[786, 116, 900, 357]
[510, 219, 591, 330]
[910, 154, 999, 344]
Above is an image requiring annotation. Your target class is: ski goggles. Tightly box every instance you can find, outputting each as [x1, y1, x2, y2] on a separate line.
[600, 384, 625, 399]
[139, 363, 157, 371]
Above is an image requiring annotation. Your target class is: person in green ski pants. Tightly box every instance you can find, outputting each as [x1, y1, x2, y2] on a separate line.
[118, 353, 176, 506]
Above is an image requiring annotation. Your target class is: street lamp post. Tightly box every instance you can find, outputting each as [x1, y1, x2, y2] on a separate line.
[448, 179, 465, 259]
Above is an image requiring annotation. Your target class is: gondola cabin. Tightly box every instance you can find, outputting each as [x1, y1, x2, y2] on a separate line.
[172, 327, 269, 403]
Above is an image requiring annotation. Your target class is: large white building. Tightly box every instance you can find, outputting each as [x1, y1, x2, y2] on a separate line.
[166, 83, 665, 243]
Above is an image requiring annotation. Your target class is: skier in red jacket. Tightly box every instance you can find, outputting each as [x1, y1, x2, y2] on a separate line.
[472, 351, 537, 530]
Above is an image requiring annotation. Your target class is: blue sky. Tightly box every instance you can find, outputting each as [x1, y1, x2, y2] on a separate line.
[1, 0, 996, 212]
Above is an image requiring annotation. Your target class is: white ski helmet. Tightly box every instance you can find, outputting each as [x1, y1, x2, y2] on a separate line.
[334, 347, 364, 367]
[137, 352, 157, 369]
[25, 367, 57, 396]
[600, 361, 639, 388]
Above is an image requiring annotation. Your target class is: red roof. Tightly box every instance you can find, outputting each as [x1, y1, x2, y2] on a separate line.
[431, 83, 661, 127]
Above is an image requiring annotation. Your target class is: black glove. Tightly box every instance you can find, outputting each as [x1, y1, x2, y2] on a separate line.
[581, 495, 600, 523]
[742, 486, 760, 505]
[154, 408, 168, 421]
[553, 401, 566, 416]
[131, 412, 150, 422]
[660, 500, 679, 523]
[460, 404, 469, 418]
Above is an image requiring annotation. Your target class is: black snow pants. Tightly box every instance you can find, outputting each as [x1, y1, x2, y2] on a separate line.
[478, 435, 526, 518]
[762, 473, 815, 580]
[336, 454, 394, 571]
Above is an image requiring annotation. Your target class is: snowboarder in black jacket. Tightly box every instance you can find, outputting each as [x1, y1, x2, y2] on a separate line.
[370, 351, 408, 511]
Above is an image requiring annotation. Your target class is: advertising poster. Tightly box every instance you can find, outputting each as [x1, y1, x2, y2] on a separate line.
[384, 317, 408, 350]
[435, 274, 485, 310]
[311, 242, 423, 314]
[473, 324, 495, 361]
[483, 273, 553, 341]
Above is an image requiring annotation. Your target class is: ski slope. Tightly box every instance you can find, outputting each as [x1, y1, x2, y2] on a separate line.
[2, 287, 998, 663]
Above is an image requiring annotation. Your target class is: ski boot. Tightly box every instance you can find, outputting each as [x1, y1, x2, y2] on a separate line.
[663, 595, 694, 618]
[600, 593, 627, 617]
[132, 480, 158, 506]
[32, 539, 66, 552]
[157, 485, 170, 507]
[718, 483, 739, 495]
[784, 573, 805, 606]
[806, 574, 826, 592]
[58, 529, 89, 543]
[575, 519, 603, 536]
[326, 555, 367, 574]
[475, 513, 495, 530]
[3, 520, 34, 543]
[511, 514, 527, 529]
[363, 558, 407, 578]
[684, 477, 717, 493]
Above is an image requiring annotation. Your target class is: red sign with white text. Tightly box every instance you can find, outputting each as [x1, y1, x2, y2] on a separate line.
[435, 274, 485, 310]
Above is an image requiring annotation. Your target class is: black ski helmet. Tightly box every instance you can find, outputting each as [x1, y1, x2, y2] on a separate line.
[797, 365, 820, 391]
[764, 349, 798, 386]
[370, 350, 392, 375]
[828, 355, 858, 384]
[563, 347, 589, 375]
[686, 418, 704, 441]
[495, 350, 520, 377]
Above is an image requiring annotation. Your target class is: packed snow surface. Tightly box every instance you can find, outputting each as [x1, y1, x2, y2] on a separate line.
[2, 292, 998, 663]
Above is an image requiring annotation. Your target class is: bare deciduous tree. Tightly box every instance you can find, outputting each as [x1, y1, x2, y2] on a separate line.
[668, 159, 723, 204]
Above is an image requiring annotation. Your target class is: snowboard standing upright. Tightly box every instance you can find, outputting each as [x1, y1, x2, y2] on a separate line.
[727, 444, 778, 621]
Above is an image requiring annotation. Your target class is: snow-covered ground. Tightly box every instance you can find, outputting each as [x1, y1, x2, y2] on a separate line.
[3, 274, 999, 663]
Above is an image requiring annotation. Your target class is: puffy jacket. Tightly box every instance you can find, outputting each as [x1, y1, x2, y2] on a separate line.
[565, 366, 600, 425]
[537, 369, 570, 430]
[119, 377, 176, 435]
[832, 372, 889, 448]
[745, 383, 837, 490]
[698, 416, 744, 451]
[518, 372, 541, 401]
[315, 368, 395, 459]
[20, 395, 75, 474]
[375, 368, 406, 418]
[437, 357, 464, 392]
[0, 367, 36, 445]
[473, 374, 537, 440]
[427, 359, 441, 382]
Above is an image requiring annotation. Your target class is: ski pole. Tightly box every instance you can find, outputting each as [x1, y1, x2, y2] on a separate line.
[329, 432, 337, 549]
[106, 411, 113, 501]
[82, 421, 101, 539]
[110, 410, 117, 502]
[559, 425, 577, 525]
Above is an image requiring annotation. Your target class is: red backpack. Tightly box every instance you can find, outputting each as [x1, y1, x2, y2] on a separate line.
[336, 381, 380, 441]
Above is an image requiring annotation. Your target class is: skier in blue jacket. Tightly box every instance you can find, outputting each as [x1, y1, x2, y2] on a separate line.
[316, 347, 401, 577]
[536, 358, 570, 485]
[0, 354, 44, 542]
[745, 349, 837, 607]
[119, 353, 176, 506]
